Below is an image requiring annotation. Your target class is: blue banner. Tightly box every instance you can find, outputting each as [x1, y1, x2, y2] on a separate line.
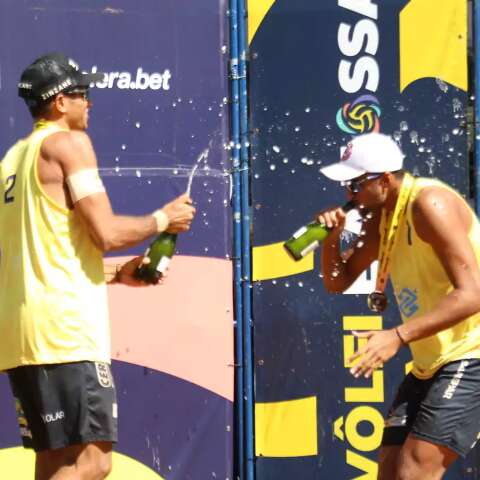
[248, 0, 475, 478]
[0, 1, 233, 479]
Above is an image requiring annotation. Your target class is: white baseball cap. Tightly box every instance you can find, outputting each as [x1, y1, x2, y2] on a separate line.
[320, 133, 404, 182]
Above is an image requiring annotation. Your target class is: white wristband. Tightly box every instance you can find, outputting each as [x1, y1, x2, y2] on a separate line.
[152, 209, 169, 233]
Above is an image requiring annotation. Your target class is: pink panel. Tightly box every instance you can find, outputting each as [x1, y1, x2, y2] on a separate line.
[106, 255, 234, 401]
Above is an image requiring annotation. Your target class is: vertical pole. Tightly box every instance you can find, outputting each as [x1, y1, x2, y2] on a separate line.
[237, 0, 255, 479]
[228, 1, 245, 478]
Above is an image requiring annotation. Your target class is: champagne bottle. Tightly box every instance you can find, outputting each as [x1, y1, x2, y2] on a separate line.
[135, 232, 177, 284]
[284, 201, 355, 261]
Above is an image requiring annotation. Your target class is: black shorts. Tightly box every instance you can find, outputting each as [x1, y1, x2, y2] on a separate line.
[8, 361, 118, 452]
[382, 359, 480, 457]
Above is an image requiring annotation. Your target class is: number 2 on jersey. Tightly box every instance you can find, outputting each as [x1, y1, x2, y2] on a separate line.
[4, 174, 17, 204]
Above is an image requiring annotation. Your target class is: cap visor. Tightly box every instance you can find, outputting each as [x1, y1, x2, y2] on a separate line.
[77, 72, 105, 86]
[320, 161, 365, 181]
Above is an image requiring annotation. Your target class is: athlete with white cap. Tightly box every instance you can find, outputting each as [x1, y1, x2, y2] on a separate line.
[318, 132, 480, 479]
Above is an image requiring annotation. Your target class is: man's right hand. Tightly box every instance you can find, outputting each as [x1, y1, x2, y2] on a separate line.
[162, 193, 196, 233]
[316, 206, 347, 236]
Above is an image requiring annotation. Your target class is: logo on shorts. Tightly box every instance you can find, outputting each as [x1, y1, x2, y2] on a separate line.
[443, 360, 469, 400]
[398, 288, 419, 317]
[96, 362, 113, 388]
[41, 411, 65, 423]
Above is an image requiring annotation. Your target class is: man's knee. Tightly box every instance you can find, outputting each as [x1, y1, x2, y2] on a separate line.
[396, 437, 457, 480]
[83, 443, 113, 480]
[37, 442, 113, 480]
[87, 451, 112, 480]
[396, 447, 423, 480]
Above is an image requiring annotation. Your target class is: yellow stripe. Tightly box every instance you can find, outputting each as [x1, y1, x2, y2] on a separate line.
[252, 242, 314, 281]
[0, 447, 164, 479]
[255, 396, 318, 457]
[247, 0, 277, 45]
[343, 316, 383, 331]
[400, 0, 467, 92]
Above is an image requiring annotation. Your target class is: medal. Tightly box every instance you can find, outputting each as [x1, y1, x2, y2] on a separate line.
[368, 291, 388, 312]
[368, 173, 415, 312]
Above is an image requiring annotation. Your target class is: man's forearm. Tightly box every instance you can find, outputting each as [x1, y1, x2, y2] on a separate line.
[397, 288, 480, 343]
[91, 214, 158, 252]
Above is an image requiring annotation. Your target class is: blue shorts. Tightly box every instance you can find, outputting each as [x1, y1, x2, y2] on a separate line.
[382, 359, 480, 457]
[8, 361, 118, 452]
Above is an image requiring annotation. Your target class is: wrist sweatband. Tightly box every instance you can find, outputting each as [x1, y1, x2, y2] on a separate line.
[66, 168, 106, 203]
[152, 209, 169, 233]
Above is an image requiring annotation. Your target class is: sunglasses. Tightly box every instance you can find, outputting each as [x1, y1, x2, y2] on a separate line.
[341, 173, 383, 194]
[63, 88, 90, 101]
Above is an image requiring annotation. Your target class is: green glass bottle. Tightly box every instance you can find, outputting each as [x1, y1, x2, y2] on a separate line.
[284, 201, 354, 261]
[135, 232, 177, 284]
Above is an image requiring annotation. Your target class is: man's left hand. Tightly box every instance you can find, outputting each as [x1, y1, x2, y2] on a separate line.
[348, 329, 403, 378]
[116, 256, 165, 287]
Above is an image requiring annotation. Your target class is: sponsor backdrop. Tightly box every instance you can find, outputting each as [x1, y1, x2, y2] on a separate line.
[248, 0, 479, 479]
[0, 1, 233, 479]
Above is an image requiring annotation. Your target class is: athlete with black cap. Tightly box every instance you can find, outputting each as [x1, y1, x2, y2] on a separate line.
[0, 53, 196, 480]
[317, 132, 480, 479]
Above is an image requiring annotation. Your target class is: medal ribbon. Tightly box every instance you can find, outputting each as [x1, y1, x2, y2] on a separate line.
[374, 172, 415, 294]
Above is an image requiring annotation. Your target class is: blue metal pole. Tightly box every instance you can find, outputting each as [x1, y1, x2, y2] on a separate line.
[237, 0, 255, 479]
[475, 0, 480, 214]
[228, 1, 245, 478]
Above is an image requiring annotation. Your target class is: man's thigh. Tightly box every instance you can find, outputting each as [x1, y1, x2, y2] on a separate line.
[381, 371, 430, 450]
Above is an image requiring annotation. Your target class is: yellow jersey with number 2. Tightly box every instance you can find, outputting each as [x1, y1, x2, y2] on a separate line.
[0, 122, 110, 370]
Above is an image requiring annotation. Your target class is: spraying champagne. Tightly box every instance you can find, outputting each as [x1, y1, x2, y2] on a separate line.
[135, 149, 208, 284]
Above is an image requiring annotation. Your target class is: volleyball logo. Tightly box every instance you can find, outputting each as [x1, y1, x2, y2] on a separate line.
[336, 95, 381, 134]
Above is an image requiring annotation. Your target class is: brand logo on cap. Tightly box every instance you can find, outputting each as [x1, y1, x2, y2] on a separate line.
[40, 78, 73, 100]
[341, 143, 353, 161]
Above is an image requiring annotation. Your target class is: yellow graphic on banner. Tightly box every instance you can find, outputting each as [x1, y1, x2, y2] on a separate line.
[0, 447, 164, 479]
[255, 396, 318, 457]
[400, 0, 467, 92]
[252, 241, 314, 281]
[247, 0, 277, 45]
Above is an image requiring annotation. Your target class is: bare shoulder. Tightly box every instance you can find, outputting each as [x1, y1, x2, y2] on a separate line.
[42, 130, 93, 155]
[412, 185, 470, 242]
[41, 130, 97, 171]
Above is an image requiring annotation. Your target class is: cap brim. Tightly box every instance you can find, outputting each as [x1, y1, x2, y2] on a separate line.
[320, 161, 366, 182]
[76, 72, 105, 87]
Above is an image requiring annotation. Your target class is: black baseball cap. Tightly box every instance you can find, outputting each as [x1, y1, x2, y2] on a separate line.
[18, 53, 104, 106]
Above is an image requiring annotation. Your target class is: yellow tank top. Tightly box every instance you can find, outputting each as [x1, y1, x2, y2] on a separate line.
[0, 122, 110, 370]
[389, 177, 480, 379]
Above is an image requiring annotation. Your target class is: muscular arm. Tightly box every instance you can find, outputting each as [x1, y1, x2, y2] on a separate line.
[42, 131, 193, 252]
[321, 207, 380, 292]
[397, 187, 480, 343]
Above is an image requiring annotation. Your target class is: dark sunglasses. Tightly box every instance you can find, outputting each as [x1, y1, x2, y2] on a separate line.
[63, 88, 90, 101]
[341, 173, 383, 194]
